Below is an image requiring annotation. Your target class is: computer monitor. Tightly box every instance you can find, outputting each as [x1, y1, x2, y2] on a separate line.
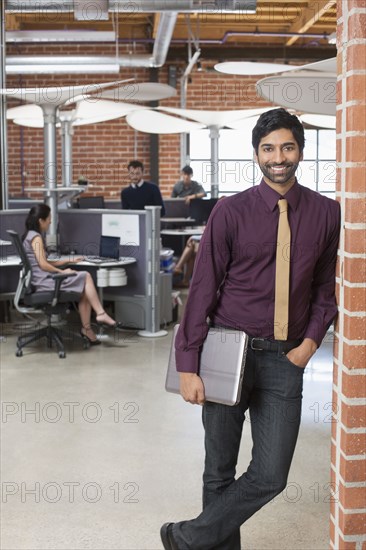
[99, 236, 120, 259]
[164, 199, 190, 218]
[78, 196, 105, 209]
[189, 198, 218, 225]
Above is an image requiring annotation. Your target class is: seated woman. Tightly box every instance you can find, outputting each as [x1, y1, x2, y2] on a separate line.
[173, 235, 202, 288]
[23, 204, 121, 345]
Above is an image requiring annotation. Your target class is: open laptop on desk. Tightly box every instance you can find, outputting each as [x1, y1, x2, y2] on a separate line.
[85, 236, 120, 264]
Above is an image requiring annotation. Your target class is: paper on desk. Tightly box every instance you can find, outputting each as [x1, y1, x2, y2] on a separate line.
[102, 214, 140, 246]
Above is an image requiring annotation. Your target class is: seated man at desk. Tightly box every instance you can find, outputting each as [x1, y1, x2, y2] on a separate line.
[121, 160, 165, 217]
[171, 165, 206, 205]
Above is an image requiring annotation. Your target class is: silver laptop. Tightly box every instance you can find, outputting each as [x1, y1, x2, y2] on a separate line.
[166, 324, 248, 406]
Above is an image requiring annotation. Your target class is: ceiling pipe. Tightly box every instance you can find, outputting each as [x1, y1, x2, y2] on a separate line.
[152, 12, 177, 67]
[6, 12, 178, 73]
[6, 30, 117, 42]
[180, 48, 201, 166]
[6, 26, 334, 73]
[5, 0, 256, 13]
[6, 30, 335, 45]
[190, 30, 334, 44]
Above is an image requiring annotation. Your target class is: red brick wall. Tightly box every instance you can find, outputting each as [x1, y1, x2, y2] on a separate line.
[332, 1, 366, 548]
[5, 44, 272, 200]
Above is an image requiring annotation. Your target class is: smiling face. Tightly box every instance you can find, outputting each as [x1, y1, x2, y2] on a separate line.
[254, 128, 303, 191]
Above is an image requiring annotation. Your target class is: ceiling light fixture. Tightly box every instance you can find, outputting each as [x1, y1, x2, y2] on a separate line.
[215, 61, 296, 75]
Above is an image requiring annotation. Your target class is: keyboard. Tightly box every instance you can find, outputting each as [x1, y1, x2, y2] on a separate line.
[85, 256, 120, 264]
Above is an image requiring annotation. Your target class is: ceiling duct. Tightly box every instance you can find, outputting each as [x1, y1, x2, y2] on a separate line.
[5, 0, 256, 13]
[4, 1, 256, 73]
[74, 0, 109, 20]
[6, 30, 117, 42]
[6, 12, 178, 73]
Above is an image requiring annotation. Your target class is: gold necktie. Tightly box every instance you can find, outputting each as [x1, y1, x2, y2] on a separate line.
[274, 199, 291, 341]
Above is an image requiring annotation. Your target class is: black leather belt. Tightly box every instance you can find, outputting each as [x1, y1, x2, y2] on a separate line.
[248, 337, 302, 354]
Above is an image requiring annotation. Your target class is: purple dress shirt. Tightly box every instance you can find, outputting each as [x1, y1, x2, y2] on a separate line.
[175, 179, 341, 374]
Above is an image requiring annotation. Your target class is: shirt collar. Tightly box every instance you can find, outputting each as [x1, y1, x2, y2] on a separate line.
[131, 179, 144, 189]
[258, 178, 301, 212]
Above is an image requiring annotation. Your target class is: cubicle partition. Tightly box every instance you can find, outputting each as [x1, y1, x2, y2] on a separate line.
[8, 199, 39, 210]
[0, 209, 28, 244]
[0, 209, 29, 295]
[0, 207, 169, 333]
[58, 209, 145, 295]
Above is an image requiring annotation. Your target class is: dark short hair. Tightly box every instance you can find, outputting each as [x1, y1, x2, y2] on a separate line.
[23, 203, 50, 239]
[181, 165, 193, 176]
[128, 160, 144, 171]
[252, 108, 305, 154]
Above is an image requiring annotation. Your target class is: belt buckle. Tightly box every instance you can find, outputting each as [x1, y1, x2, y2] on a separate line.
[250, 338, 265, 351]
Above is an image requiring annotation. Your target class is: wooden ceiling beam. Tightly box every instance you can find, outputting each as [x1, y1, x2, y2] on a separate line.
[285, 1, 336, 46]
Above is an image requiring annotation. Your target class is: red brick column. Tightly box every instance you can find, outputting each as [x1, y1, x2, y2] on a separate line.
[332, 1, 366, 548]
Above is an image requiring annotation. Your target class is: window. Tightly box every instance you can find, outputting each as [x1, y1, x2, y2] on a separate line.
[189, 128, 336, 200]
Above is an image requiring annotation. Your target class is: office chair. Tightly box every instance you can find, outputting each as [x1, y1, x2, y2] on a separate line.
[7, 230, 88, 359]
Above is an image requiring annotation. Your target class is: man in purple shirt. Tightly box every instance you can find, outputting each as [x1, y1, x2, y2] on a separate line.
[161, 109, 340, 550]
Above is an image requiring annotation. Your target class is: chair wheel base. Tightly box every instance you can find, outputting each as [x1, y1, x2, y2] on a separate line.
[16, 349, 23, 357]
[82, 339, 90, 350]
[58, 351, 66, 359]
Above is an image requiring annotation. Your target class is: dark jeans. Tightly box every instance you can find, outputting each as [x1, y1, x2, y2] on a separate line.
[172, 345, 305, 550]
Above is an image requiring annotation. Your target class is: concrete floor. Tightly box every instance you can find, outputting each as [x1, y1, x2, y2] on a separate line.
[1, 302, 334, 550]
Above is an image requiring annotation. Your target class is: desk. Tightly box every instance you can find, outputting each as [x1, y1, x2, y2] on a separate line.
[0, 239, 12, 262]
[1, 255, 137, 303]
[0, 255, 21, 266]
[161, 217, 196, 226]
[0, 243, 14, 326]
[1, 255, 136, 268]
[53, 256, 136, 302]
[160, 227, 205, 256]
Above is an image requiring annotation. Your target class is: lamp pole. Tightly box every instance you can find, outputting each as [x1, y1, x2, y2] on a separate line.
[209, 125, 220, 199]
[42, 104, 58, 249]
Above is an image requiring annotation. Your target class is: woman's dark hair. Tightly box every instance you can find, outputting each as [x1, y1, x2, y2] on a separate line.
[252, 108, 305, 154]
[23, 203, 50, 240]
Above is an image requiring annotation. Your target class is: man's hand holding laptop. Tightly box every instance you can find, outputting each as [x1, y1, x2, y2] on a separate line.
[180, 373, 205, 405]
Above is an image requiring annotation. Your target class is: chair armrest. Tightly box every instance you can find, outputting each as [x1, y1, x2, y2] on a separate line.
[47, 272, 77, 306]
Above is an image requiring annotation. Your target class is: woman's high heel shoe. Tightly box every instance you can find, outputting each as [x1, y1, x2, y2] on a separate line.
[96, 321, 124, 330]
[80, 328, 101, 346]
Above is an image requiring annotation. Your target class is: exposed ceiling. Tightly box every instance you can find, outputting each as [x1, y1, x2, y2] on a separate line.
[5, 0, 337, 69]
